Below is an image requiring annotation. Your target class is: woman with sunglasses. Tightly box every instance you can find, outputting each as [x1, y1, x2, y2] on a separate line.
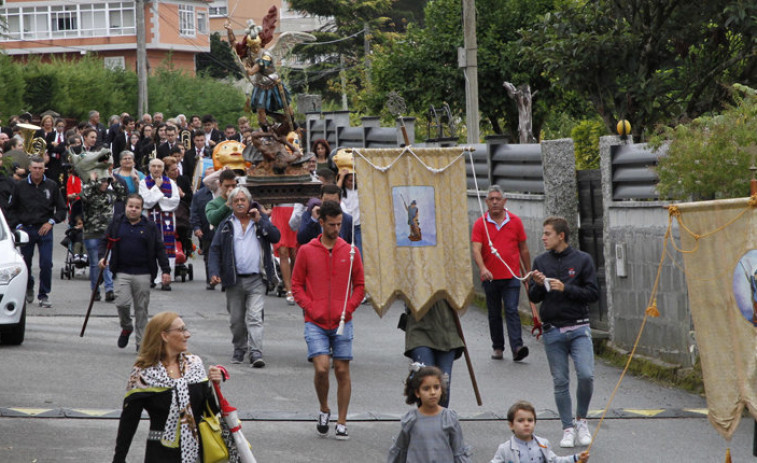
[113, 311, 225, 463]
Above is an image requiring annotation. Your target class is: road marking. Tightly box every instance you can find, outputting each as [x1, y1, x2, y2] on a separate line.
[623, 409, 665, 417]
[0, 407, 711, 420]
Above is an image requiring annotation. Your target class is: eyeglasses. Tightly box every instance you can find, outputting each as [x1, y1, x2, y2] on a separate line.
[165, 326, 190, 333]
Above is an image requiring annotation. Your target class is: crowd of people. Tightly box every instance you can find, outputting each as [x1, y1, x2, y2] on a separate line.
[1, 110, 599, 462]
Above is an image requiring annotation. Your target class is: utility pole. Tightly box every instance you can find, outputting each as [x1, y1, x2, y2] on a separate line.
[136, 0, 149, 116]
[364, 22, 371, 85]
[459, 0, 479, 143]
[339, 54, 348, 110]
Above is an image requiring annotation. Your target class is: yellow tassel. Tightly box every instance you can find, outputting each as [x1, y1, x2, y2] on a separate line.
[725, 448, 731, 463]
[645, 302, 660, 318]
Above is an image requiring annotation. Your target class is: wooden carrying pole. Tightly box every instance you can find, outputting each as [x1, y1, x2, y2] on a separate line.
[450, 305, 483, 406]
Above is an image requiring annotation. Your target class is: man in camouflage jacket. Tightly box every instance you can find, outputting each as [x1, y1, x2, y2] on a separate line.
[80, 171, 127, 301]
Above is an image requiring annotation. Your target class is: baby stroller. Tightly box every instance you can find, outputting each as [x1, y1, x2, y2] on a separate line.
[59, 221, 88, 280]
[173, 238, 194, 282]
[265, 255, 286, 297]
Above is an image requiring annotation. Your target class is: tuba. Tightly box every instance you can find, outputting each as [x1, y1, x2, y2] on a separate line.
[17, 123, 48, 156]
[181, 129, 192, 150]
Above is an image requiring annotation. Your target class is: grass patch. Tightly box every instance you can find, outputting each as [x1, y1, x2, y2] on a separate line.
[594, 340, 704, 395]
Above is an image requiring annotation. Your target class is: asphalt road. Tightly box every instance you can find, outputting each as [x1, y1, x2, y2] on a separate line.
[0, 223, 753, 462]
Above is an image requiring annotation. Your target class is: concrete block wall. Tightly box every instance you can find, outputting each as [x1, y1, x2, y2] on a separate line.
[600, 136, 693, 366]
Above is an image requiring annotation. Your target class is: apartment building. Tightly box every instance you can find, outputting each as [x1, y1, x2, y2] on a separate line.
[0, 0, 211, 74]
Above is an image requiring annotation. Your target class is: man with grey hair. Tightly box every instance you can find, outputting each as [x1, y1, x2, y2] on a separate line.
[208, 186, 280, 367]
[471, 184, 532, 361]
[88, 110, 108, 146]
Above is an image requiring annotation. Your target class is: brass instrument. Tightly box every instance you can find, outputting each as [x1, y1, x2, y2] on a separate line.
[16, 123, 48, 156]
[181, 129, 192, 151]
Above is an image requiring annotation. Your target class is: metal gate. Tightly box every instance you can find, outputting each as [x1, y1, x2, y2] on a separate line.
[577, 169, 608, 331]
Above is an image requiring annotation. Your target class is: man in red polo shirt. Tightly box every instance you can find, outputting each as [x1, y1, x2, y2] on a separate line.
[471, 185, 531, 361]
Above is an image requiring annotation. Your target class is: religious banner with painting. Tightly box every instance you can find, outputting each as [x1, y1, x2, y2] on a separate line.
[674, 197, 757, 440]
[352, 147, 473, 320]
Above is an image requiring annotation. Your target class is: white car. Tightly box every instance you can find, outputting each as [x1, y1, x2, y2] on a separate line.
[0, 208, 29, 345]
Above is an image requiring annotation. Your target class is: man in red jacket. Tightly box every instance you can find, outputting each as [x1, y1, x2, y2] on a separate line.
[291, 200, 365, 441]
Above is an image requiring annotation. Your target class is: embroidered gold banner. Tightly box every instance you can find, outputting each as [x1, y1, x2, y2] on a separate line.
[355, 147, 473, 320]
[675, 197, 757, 440]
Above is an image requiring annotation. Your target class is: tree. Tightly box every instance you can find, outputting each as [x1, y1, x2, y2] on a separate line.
[365, 0, 567, 138]
[653, 84, 757, 200]
[196, 32, 243, 80]
[286, 0, 395, 103]
[519, 0, 757, 138]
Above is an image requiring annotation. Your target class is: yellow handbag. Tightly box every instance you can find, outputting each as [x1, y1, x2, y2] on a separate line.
[198, 401, 229, 463]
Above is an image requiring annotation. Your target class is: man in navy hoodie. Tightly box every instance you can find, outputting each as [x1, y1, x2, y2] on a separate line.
[100, 194, 171, 351]
[528, 217, 599, 449]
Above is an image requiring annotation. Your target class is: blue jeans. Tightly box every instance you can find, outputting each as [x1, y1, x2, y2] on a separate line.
[84, 238, 113, 292]
[353, 224, 362, 258]
[543, 325, 594, 429]
[304, 321, 354, 360]
[20, 225, 53, 300]
[482, 278, 523, 352]
[409, 346, 456, 407]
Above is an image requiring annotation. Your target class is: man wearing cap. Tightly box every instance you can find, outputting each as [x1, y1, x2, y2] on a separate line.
[80, 169, 127, 302]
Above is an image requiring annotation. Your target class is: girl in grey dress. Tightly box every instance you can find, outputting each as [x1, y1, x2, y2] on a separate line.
[387, 365, 472, 463]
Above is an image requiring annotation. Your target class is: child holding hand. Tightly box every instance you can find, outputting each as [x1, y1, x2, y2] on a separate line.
[388, 364, 472, 463]
[491, 400, 590, 463]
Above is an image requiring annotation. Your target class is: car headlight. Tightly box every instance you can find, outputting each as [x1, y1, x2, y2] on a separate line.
[0, 265, 23, 285]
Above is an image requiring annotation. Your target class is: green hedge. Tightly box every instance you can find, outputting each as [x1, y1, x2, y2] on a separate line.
[570, 118, 606, 170]
[0, 54, 246, 127]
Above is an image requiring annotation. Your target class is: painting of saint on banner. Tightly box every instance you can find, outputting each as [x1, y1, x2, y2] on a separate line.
[392, 185, 436, 246]
[732, 250, 757, 327]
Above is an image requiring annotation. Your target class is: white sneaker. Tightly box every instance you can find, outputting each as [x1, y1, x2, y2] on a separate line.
[575, 418, 592, 446]
[560, 427, 576, 448]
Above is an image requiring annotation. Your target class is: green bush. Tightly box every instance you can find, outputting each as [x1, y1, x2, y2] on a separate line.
[653, 84, 757, 200]
[571, 118, 605, 170]
[0, 53, 246, 127]
[0, 55, 26, 121]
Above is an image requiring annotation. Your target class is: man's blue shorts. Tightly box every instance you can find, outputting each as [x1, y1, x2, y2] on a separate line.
[304, 321, 354, 361]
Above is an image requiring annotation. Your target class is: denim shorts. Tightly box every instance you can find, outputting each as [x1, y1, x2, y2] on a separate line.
[304, 321, 354, 361]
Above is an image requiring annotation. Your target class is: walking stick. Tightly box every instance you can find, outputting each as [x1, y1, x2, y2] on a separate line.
[449, 305, 483, 406]
[80, 237, 118, 337]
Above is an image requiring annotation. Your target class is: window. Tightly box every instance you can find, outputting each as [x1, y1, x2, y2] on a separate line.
[51, 5, 77, 37]
[197, 12, 208, 35]
[208, 1, 227, 18]
[179, 4, 195, 37]
[0, 2, 136, 41]
[2, 8, 21, 40]
[104, 56, 126, 70]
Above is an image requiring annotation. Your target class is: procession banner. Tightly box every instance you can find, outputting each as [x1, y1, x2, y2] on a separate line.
[675, 197, 757, 440]
[355, 147, 473, 320]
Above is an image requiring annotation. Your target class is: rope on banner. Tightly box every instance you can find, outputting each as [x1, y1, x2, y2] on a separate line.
[589, 199, 755, 451]
[351, 146, 465, 174]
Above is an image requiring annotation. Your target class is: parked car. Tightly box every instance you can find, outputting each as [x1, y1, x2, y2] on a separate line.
[0, 208, 29, 345]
